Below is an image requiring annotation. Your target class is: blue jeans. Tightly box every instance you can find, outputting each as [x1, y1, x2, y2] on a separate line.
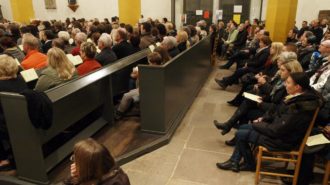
[230, 124, 260, 166]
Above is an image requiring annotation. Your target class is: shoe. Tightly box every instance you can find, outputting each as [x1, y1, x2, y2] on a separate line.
[239, 163, 256, 171]
[219, 65, 230, 69]
[213, 120, 231, 135]
[213, 120, 222, 130]
[225, 136, 236, 146]
[227, 99, 240, 106]
[0, 164, 15, 171]
[216, 160, 239, 172]
[215, 79, 227, 90]
[114, 110, 123, 120]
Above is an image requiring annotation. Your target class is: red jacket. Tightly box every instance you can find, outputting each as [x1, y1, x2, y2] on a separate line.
[71, 46, 80, 56]
[77, 59, 101, 76]
[21, 50, 47, 70]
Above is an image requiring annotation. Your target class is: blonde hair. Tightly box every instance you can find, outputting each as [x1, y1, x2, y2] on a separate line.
[282, 60, 303, 73]
[177, 30, 188, 43]
[0, 54, 18, 79]
[271, 42, 284, 62]
[22, 33, 39, 49]
[47, 47, 75, 80]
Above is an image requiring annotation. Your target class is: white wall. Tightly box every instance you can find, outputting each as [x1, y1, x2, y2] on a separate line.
[175, 0, 184, 29]
[0, 0, 13, 21]
[32, 0, 118, 21]
[141, 0, 171, 21]
[296, 0, 330, 29]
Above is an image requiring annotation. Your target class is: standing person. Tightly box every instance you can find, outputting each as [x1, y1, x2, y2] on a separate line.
[65, 138, 130, 185]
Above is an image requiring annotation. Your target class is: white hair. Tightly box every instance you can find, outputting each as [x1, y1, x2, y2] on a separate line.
[162, 36, 177, 49]
[71, 28, 81, 35]
[58, 31, 70, 42]
[75, 32, 87, 44]
[98, 33, 112, 47]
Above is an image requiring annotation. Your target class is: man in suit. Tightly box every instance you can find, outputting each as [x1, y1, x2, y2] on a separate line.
[112, 28, 135, 59]
[95, 33, 117, 66]
[216, 36, 272, 89]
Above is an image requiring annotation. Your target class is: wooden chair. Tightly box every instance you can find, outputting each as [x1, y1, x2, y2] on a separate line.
[255, 108, 319, 185]
[323, 160, 330, 185]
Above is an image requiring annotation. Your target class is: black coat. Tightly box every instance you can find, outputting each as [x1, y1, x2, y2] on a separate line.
[41, 40, 52, 54]
[247, 47, 270, 73]
[311, 27, 324, 44]
[95, 47, 118, 66]
[233, 29, 248, 48]
[168, 47, 180, 58]
[253, 90, 321, 151]
[112, 41, 135, 59]
[298, 46, 316, 70]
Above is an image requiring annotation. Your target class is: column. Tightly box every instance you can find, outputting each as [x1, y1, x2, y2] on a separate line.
[10, 0, 35, 24]
[265, 0, 298, 42]
[118, 0, 141, 25]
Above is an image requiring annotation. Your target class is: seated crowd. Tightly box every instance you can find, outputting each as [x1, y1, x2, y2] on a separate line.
[0, 16, 210, 183]
[212, 18, 330, 185]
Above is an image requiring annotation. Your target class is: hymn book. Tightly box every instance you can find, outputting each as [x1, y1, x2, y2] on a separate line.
[149, 45, 155, 52]
[156, 42, 161, 47]
[243, 92, 262, 103]
[20, 69, 39, 82]
[306, 134, 330, 146]
[18, 45, 23, 51]
[66, 54, 83, 66]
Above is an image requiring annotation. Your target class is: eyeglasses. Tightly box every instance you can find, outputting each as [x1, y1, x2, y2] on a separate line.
[70, 155, 75, 162]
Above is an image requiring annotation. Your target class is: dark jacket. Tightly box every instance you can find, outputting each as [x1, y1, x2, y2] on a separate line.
[95, 47, 118, 66]
[168, 47, 180, 58]
[233, 29, 248, 48]
[298, 46, 316, 70]
[139, 34, 156, 49]
[112, 41, 135, 60]
[253, 90, 321, 151]
[177, 42, 187, 52]
[41, 40, 53, 54]
[247, 47, 270, 73]
[310, 27, 324, 44]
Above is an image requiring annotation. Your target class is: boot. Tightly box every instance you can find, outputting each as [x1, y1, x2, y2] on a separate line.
[216, 159, 239, 172]
[214, 109, 242, 135]
[215, 79, 228, 90]
[225, 136, 236, 146]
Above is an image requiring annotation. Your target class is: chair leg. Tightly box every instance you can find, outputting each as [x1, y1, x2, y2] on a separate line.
[255, 147, 262, 185]
[323, 160, 330, 185]
[292, 158, 302, 185]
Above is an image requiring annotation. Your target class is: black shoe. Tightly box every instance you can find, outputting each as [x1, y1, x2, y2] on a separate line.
[114, 110, 124, 120]
[225, 136, 236, 146]
[216, 160, 239, 172]
[227, 99, 240, 106]
[215, 79, 227, 90]
[0, 164, 15, 171]
[219, 65, 230, 69]
[213, 120, 231, 134]
[239, 163, 256, 171]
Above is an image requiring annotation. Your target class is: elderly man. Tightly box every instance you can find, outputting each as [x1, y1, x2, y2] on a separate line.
[95, 33, 117, 66]
[21, 33, 47, 70]
[71, 32, 87, 56]
[161, 36, 180, 58]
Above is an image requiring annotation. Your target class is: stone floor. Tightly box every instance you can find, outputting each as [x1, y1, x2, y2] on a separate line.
[121, 62, 257, 185]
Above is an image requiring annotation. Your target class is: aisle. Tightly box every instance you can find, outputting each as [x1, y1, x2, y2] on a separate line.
[122, 64, 256, 185]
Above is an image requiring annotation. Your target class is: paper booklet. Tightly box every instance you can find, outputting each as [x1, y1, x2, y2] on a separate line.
[156, 42, 161, 47]
[66, 54, 83, 66]
[15, 59, 21, 66]
[243, 92, 262, 103]
[20, 68, 39, 82]
[306, 134, 330, 146]
[18, 45, 23, 51]
[149, 45, 155, 52]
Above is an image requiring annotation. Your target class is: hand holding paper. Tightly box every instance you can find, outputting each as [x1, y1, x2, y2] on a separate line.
[243, 92, 262, 103]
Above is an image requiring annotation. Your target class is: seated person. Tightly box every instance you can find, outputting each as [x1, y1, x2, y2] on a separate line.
[176, 30, 189, 52]
[71, 32, 87, 56]
[21, 33, 47, 70]
[112, 28, 135, 59]
[129, 32, 141, 53]
[216, 36, 272, 90]
[40, 29, 55, 54]
[309, 54, 330, 92]
[115, 52, 163, 120]
[161, 36, 180, 58]
[0, 36, 25, 62]
[58, 31, 75, 54]
[216, 72, 322, 172]
[154, 46, 172, 64]
[65, 138, 130, 185]
[307, 40, 330, 77]
[227, 23, 248, 56]
[0, 54, 27, 171]
[139, 22, 156, 49]
[220, 22, 238, 58]
[297, 35, 317, 70]
[95, 33, 117, 66]
[77, 42, 102, 76]
[285, 29, 298, 44]
[35, 48, 78, 91]
[214, 59, 303, 137]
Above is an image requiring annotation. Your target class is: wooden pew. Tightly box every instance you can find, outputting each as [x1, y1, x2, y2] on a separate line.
[0, 49, 149, 184]
[139, 36, 212, 134]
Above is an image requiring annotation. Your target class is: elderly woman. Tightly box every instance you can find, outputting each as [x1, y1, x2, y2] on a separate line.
[71, 32, 87, 56]
[76, 42, 101, 76]
[0, 54, 27, 171]
[95, 33, 117, 66]
[161, 36, 180, 58]
[35, 47, 78, 91]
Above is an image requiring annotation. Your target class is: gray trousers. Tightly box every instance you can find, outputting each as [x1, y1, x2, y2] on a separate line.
[118, 88, 139, 113]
